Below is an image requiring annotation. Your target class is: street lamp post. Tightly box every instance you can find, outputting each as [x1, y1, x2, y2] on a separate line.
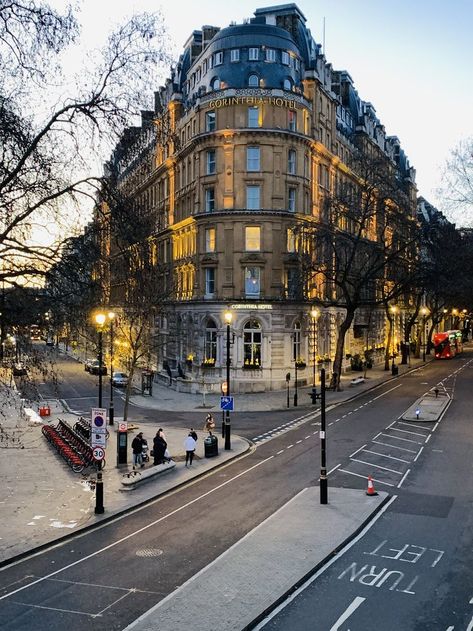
[94, 312, 106, 515]
[108, 312, 115, 426]
[310, 308, 319, 388]
[320, 367, 328, 504]
[421, 307, 428, 362]
[390, 306, 397, 374]
[294, 359, 298, 407]
[224, 310, 232, 450]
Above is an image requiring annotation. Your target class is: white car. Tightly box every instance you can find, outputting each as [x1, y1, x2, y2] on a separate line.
[112, 372, 128, 387]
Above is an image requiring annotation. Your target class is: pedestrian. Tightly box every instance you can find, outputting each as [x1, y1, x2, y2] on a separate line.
[131, 432, 145, 469]
[153, 428, 167, 466]
[203, 414, 215, 435]
[189, 427, 198, 442]
[184, 432, 197, 467]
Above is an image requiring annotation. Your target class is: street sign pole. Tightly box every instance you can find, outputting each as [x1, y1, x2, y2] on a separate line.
[320, 368, 328, 504]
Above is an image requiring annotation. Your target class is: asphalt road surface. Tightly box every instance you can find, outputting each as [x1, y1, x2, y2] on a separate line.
[2, 351, 471, 630]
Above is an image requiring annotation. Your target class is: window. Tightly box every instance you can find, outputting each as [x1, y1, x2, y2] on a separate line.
[287, 228, 296, 252]
[286, 268, 299, 299]
[230, 49, 240, 62]
[202, 60, 208, 75]
[205, 268, 215, 296]
[204, 319, 217, 360]
[246, 185, 260, 210]
[211, 77, 220, 90]
[205, 188, 215, 212]
[247, 146, 260, 171]
[243, 319, 262, 367]
[282, 51, 290, 65]
[266, 48, 276, 62]
[318, 164, 329, 189]
[249, 47, 259, 61]
[206, 110, 216, 132]
[288, 109, 296, 132]
[248, 74, 259, 87]
[288, 187, 296, 212]
[206, 149, 216, 175]
[205, 227, 216, 252]
[288, 149, 296, 174]
[283, 78, 292, 91]
[292, 322, 301, 360]
[245, 226, 261, 251]
[248, 106, 260, 128]
[214, 51, 223, 65]
[245, 267, 261, 297]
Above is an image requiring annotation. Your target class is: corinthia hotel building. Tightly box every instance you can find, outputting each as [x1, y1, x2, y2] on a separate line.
[106, 3, 416, 393]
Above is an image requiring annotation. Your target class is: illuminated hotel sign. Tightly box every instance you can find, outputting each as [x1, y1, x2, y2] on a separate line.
[208, 96, 300, 109]
[230, 304, 273, 310]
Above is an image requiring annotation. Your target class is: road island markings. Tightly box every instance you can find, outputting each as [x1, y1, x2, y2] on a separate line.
[329, 595, 366, 630]
[397, 468, 411, 488]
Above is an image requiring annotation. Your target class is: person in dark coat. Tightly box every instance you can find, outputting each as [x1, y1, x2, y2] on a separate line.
[132, 432, 145, 469]
[153, 428, 167, 465]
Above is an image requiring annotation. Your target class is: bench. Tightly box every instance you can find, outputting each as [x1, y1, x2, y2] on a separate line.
[350, 376, 365, 386]
[121, 461, 176, 490]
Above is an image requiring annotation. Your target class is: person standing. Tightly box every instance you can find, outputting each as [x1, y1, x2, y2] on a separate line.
[184, 432, 197, 467]
[189, 427, 198, 442]
[153, 428, 167, 466]
[131, 432, 145, 469]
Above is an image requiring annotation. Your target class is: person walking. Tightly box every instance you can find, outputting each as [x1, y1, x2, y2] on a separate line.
[184, 432, 197, 467]
[203, 414, 215, 435]
[131, 432, 145, 469]
[153, 428, 167, 466]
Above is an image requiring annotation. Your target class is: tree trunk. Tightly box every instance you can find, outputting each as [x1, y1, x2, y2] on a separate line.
[331, 308, 356, 391]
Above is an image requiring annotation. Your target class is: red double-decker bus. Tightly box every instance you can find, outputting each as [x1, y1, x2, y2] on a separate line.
[433, 330, 463, 359]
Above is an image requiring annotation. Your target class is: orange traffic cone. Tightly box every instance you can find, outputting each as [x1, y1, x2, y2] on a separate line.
[366, 475, 378, 496]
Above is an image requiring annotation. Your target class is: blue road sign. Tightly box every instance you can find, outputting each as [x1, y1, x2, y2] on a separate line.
[220, 396, 234, 411]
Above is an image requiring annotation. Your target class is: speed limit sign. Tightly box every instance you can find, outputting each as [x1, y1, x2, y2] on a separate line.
[92, 447, 105, 461]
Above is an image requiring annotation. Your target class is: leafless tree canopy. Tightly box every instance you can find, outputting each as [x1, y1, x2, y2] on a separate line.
[439, 137, 473, 226]
[0, 0, 171, 284]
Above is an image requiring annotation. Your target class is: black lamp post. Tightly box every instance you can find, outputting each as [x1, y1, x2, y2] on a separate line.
[224, 310, 232, 450]
[421, 308, 428, 362]
[310, 308, 319, 388]
[108, 312, 115, 426]
[94, 312, 106, 514]
[294, 359, 298, 407]
[391, 306, 397, 373]
[320, 367, 328, 504]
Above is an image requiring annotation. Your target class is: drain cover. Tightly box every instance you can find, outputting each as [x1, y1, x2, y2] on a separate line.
[136, 548, 163, 557]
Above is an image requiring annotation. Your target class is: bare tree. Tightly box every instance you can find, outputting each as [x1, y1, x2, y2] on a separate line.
[0, 0, 171, 284]
[438, 137, 473, 226]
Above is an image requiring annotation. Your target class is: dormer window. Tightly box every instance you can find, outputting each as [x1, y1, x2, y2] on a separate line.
[249, 47, 259, 61]
[211, 77, 220, 91]
[248, 74, 259, 88]
[283, 78, 292, 91]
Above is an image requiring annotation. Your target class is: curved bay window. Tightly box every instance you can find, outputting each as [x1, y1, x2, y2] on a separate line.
[203, 319, 217, 367]
[243, 319, 262, 369]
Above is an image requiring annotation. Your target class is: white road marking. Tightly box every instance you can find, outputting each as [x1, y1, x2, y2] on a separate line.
[372, 440, 417, 454]
[338, 469, 395, 487]
[414, 447, 424, 462]
[397, 469, 411, 488]
[379, 433, 421, 444]
[425, 434, 432, 443]
[296, 440, 302, 444]
[363, 449, 410, 464]
[305, 436, 311, 440]
[0, 455, 275, 600]
[350, 458, 403, 475]
[276, 450, 284, 455]
[329, 596, 366, 630]
[433, 421, 440, 432]
[349, 444, 367, 458]
[327, 464, 341, 476]
[398, 421, 431, 431]
[287, 444, 294, 449]
[467, 616, 473, 631]
[390, 427, 428, 438]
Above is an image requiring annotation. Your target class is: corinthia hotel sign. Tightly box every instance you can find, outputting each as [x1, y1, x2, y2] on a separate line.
[230, 304, 273, 310]
[208, 96, 300, 109]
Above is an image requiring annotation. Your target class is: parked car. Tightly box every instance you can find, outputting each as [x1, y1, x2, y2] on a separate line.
[12, 363, 27, 376]
[89, 360, 107, 375]
[112, 371, 129, 387]
[84, 358, 94, 372]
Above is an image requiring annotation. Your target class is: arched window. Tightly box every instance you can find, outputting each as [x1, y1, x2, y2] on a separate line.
[283, 78, 292, 91]
[204, 319, 217, 364]
[243, 319, 262, 368]
[211, 77, 220, 91]
[293, 321, 301, 361]
[248, 74, 259, 87]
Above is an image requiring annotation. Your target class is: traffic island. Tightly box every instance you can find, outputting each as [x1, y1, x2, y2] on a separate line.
[121, 461, 176, 490]
[402, 391, 451, 422]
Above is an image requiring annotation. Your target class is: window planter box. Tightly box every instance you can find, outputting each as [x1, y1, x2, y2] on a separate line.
[242, 364, 261, 370]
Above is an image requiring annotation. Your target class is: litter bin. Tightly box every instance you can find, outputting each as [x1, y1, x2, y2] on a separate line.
[309, 388, 319, 404]
[391, 364, 399, 376]
[204, 434, 218, 458]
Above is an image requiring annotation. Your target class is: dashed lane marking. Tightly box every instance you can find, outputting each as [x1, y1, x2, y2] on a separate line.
[414, 447, 424, 462]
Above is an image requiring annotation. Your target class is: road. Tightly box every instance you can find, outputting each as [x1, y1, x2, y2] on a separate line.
[2, 351, 471, 630]
[258, 355, 473, 630]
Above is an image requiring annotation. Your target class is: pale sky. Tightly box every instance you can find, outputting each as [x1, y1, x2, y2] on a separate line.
[54, 0, 473, 219]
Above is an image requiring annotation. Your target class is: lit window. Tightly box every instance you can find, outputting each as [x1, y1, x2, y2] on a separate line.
[266, 48, 276, 62]
[245, 268, 261, 297]
[287, 229, 296, 252]
[206, 149, 216, 175]
[247, 146, 260, 171]
[246, 185, 260, 210]
[248, 74, 259, 87]
[248, 106, 260, 128]
[205, 227, 216, 252]
[249, 47, 259, 61]
[245, 226, 261, 251]
[288, 149, 296, 174]
[230, 49, 240, 62]
[243, 319, 262, 366]
[282, 51, 290, 65]
[205, 268, 215, 296]
[288, 109, 296, 132]
[206, 110, 216, 132]
[288, 187, 296, 212]
[214, 51, 223, 65]
[205, 188, 215, 212]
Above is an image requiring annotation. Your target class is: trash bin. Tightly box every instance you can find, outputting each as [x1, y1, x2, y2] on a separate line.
[204, 435, 218, 458]
[309, 388, 319, 404]
[391, 364, 399, 376]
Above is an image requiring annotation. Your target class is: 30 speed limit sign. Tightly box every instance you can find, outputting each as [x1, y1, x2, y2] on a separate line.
[92, 447, 105, 461]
